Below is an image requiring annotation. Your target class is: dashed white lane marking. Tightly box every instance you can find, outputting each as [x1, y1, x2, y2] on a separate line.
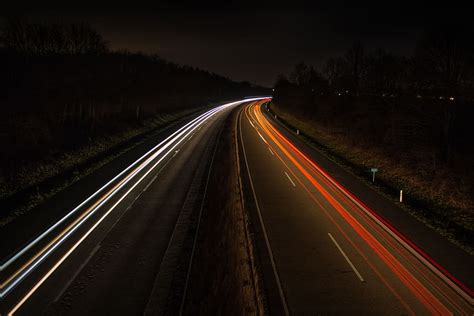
[284, 171, 296, 187]
[258, 132, 267, 144]
[268, 147, 274, 155]
[53, 243, 101, 303]
[328, 233, 365, 282]
[143, 175, 158, 192]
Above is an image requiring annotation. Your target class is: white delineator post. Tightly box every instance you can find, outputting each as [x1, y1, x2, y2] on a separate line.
[400, 190, 403, 203]
[296, 129, 299, 135]
[370, 168, 378, 183]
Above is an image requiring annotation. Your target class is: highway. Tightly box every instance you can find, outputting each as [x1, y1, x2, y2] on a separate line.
[238, 100, 474, 315]
[0, 98, 264, 315]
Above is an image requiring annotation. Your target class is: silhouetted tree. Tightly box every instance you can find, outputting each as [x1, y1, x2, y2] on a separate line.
[365, 48, 404, 94]
[0, 19, 109, 55]
[0, 20, 268, 185]
[289, 62, 328, 91]
[343, 41, 366, 95]
[323, 57, 345, 87]
[414, 27, 474, 97]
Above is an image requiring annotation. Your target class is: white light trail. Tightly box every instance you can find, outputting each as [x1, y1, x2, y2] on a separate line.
[1, 98, 267, 304]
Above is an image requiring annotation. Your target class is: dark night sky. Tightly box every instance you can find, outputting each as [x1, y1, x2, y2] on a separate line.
[3, 2, 473, 87]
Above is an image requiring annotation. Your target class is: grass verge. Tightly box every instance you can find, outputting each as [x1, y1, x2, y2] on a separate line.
[269, 102, 473, 254]
[0, 108, 201, 227]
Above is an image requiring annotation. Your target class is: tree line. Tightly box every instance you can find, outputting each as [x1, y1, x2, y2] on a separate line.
[273, 30, 474, 217]
[1, 19, 109, 55]
[0, 19, 268, 179]
[277, 27, 474, 99]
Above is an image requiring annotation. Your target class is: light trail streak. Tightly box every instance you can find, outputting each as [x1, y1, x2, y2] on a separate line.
[248, 102, 460, 314]
[253, 103, 473, 307]
[238, 102, 290, 316]
[1, 106, 220, 272]
[245, 104, 416, 315]
[1, 108, 211, 270]
[8, 110, 211, 315]
[1, 105, 220, 297]
[1, 98, 267, 313]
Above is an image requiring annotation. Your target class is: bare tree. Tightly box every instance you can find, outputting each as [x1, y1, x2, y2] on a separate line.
[323, 57, 345, 87]
[0, 19, 109, 55]
[289, 62, 310, 86]
[365, 48, 403, 94]
[415, 28, 474, 96]
[0, 18, 31, 53]
[289, 62, 328, 92]
[344, 41, 366, 95]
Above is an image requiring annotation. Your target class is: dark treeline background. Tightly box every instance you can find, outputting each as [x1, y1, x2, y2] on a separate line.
[0, 19, 267, 183]
[274, 27, 474, 168]
[273, 27, 474, 233]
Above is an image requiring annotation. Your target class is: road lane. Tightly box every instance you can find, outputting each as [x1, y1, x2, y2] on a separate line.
[0, 98, 266, 315]
[238, 101, 473, 315]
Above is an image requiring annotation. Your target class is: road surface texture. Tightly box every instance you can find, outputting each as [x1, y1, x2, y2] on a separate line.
[237, 100, 473, 315]
[0, 99, 264, 315]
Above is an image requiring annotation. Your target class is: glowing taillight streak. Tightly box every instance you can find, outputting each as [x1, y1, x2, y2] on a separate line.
[256, 104, 474, 306]
[245, 106, 416, 315]
[250, 103, 470, 313]
[251, 104, 453, 315]
[294, 156, 469, 313]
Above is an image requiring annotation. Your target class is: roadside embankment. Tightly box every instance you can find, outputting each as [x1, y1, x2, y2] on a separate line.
[269, 101, 473, 253]
[0, 108, 200, 226]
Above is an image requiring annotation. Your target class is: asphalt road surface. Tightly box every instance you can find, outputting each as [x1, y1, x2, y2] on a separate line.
[0, 98, 265, 315]
[238, 101, 474, 315]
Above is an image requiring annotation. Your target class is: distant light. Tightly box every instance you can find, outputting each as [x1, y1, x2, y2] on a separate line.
[272, 88, 275, 91]
[416, 95, 422, 99]
[439, 96, 444, 100]
[449, 96, 455, 101]
[345, 90, 349, 93]
[338, 93, 342, 96]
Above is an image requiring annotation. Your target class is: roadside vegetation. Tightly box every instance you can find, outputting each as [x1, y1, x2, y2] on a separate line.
[0, 109, 199, 226]
[0, 18, 267, 222]
[272, 27, 474, 251]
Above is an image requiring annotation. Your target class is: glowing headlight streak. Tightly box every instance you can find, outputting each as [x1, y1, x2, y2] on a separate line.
[7, 107, 220, 315]
[2, 98, 267, 312]
[1, 105, 220, 296]
[1, 106, 215, 271]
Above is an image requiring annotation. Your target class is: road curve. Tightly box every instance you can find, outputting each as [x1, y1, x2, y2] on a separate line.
[0, 98, 265, 315]
[237, 100, 473, 315]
